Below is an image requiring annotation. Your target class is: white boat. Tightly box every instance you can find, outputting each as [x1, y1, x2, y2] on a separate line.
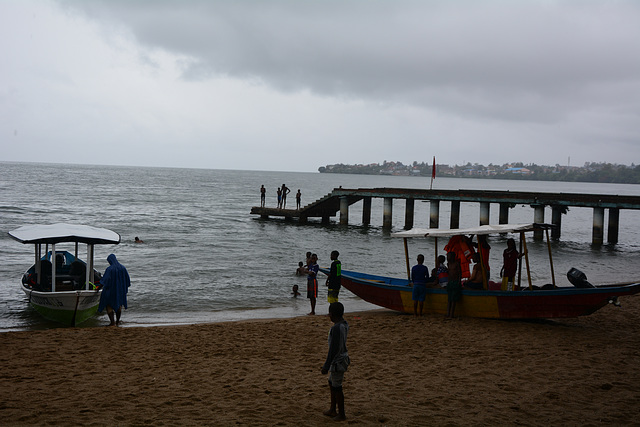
[8, 223, 121, 326]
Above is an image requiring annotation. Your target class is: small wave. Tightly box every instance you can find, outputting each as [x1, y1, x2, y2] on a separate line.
[0, 205, 27, 214]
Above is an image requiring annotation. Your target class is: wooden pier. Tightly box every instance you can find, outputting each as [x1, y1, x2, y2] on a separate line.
[250, 187, 640, 244]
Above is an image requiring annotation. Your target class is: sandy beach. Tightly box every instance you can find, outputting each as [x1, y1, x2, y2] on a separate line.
[1, 295, 640, 426]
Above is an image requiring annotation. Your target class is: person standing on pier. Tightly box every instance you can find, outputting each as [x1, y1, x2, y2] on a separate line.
[296, 189, 302, 210]
[260, 185, 266, 207]
[281, 184, 291, 208]
[277, 187, 282, 209]
[306, 253, 319, 315]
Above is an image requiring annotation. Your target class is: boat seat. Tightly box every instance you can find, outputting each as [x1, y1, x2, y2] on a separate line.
[69, 261, 86, 290]
[40, 260, 52, 284]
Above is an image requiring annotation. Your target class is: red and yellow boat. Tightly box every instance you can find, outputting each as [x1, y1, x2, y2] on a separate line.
[321, 224, 640, 319]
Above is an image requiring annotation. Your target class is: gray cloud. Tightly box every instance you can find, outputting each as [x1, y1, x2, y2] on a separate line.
[62, 0, 640, 125]
[2, 1, 638, 170]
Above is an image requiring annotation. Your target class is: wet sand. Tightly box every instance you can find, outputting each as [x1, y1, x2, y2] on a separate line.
[1, 295, 639, 426]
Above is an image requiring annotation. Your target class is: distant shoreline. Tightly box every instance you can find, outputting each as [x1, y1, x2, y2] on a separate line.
[318, 161, 640, 185]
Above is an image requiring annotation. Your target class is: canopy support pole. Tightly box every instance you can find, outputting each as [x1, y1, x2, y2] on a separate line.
[34, 245, 42, 287]
[85, 244, 91, 290]
[403, 238, 411, 281]
[51, 243, 56, 292]
[89, 245, 95, 286]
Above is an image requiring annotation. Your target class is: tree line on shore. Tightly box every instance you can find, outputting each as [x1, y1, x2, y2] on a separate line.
[318, 161, 640, 184]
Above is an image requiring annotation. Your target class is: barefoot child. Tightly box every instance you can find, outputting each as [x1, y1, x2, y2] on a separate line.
[446, 251, 461, 319]
[321, 302, 350, 421]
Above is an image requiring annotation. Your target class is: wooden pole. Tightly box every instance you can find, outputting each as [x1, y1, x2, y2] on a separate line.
[477, 237, 488, 290]
[517, 235, 523, 290]
[545, 228, 556, 288]
[521, 232, 532, 290]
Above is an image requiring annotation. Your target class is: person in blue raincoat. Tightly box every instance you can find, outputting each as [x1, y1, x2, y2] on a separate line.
[98, 254, 131, 326]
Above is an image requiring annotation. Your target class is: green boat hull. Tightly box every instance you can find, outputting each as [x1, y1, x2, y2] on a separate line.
[23, 288, 102, 326]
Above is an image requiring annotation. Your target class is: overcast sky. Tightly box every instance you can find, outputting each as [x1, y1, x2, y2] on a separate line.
[2, 1, 639, 172]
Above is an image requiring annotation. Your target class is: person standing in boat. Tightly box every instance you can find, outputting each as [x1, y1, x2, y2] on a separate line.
[98, 254, 131, 327]
[410, 254, 429, 316]
[475, 235, 491, 280]
[326, 250, 342, 303]
[446, 251, 461, 319]
[500, 238, 523, 291]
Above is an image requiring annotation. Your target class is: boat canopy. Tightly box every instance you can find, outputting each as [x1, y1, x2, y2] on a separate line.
[391, 223, 541, 239]
[8, 223, 121, 245]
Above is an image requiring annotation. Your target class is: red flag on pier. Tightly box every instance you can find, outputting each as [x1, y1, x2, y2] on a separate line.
[432, 156, 436, 180]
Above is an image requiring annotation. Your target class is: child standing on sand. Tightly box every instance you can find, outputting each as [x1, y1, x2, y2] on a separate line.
[446, 251, 461, 319]
[321, 302, 350, 421]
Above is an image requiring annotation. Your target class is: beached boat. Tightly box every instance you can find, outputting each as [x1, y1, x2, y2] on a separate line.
[321, 224, 640, 319]
[8, 223, 121, 326]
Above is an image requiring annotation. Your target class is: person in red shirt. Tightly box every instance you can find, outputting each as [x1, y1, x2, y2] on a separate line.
[501, 238, 523, 291]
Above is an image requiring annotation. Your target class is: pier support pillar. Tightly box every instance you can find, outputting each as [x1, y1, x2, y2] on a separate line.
[430, 200, 440, 229]
[362, 197, 372, 225]
[404, 199, 415, 230]
[592, 207, 605, 245]
[322, 214, 330, 224]
[383, 198, 393, 229]
[479, 202, 490, 226]
[551, 206, 563, 240]
[450, 200, 460, 229]
[533, 205, 545, 240]
[608, 208, 619, 244]
[499, 203, 510, 224]
[339, 197, 349, 225]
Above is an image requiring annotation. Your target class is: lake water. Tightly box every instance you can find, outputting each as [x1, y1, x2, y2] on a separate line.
[1, 162, 639, 331]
